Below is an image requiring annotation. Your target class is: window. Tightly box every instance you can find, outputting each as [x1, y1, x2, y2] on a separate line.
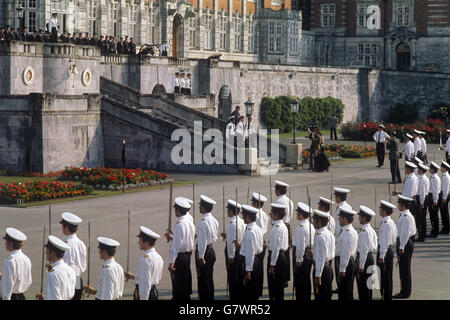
[234, 16, 242, 52]
[268, 21, 282, 53]
[51, 0, 68, 12]
[288, 21, 299, 54]
[248, 18, 256, 53]
[188, 17, 197, 48]
[357, 3, 379, 28]
[147, 7, 155, 43]
[128, 5, 138, 41]
[357, 43, 378, 68]
[204, 12, 214, 50]
[28, 0, 36, 8]
[321, 4, 335, 27]
[107, 2, 119, 37]
[17, 0, 25, 7]
[397, 3, 410, 27]
[88, 1, 97, 34]
[219, 15, 228, 50]
[28, 11, 36, 31]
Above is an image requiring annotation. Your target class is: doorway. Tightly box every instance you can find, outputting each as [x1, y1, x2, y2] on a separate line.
[172, 14, 182, 57]
[396, 43, 411, 71]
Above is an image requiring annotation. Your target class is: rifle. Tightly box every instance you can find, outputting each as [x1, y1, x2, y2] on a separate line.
[222, 185, 226, 240]
[48, 205, 52, 236]
[87, 220, 91, 297]
[269, 161, 273, 203]
[167, 182, 173, 243]
[192, 183, 196, 226]
[235, 187, 239, 244]
[247, 182, 250, 205]
[126, 209, 131, 282]
[39, 225, 46, 298]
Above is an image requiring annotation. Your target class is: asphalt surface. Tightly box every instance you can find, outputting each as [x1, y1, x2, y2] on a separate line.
[1, 142, 449, 300]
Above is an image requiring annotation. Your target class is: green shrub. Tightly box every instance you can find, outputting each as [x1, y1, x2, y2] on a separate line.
[428, 104, 449, 121]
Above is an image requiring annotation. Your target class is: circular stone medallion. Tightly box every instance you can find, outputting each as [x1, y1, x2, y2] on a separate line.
[23, 66, 34, 86]
[81, 68, 92, 87]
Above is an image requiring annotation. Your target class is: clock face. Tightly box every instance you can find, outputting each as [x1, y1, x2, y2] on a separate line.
[82, 68, 92, 87]
[23, 66, 34, 86]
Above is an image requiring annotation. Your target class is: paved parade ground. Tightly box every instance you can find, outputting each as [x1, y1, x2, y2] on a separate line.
[2, 142, 450, 300]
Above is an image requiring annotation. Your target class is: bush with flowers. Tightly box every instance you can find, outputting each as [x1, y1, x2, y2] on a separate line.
[302, 144, 376, 163]
[0, 180, 93, 204]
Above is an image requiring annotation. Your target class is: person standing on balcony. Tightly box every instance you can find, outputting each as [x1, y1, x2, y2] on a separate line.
[160, 40, 170, 56]
[48, 13, 59, 43]
[185, 73, 192, 95]
[172, 72, 180, 94]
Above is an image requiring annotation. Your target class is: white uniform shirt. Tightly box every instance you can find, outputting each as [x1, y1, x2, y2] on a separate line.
[442, 172, 450, 201]
[44, 259, 76, 300]
[63, 234, 87, 290]
[240, 222, 263, 271]
[397, 209, 416, 250]
[293, 219, 315, 263]
[373, 131, 390, 143]
[414, 137, 423, 155]
[327, 214, 335, 234]
[197, 212, 219, 259]
[405, 141, 414, 160]
[445, 137, 450, 153]
[226, 122, 235, 140]
[226, 216, 246, 259]
[430, 173, 441, 204]
[169, 214, 196, 264]
[313, 227, 335, 277]
[172, 77, 179, 90]
[185, 78, 191, 89]
[179, 77, 186, 89]
[95, 258, 124, 300]
[267, 220, 289, 266]
[421, 137, 427, 154]
[357, 224, 378, 269]
[134, 248, 163, 300]
[160, 43, 170, 54]
[235, 121, 246, 142]
[402, 172, 419, 198]
[336, 224, 358, 272]
[256, 208, 269, 235]
[275, 194, 294, 225]
[48, 17, 58, 31]
[418, 174, 430, 205]
[378, 216, 397, 259]
[1, 250, 32, 300]
[334, 201, 352, 237]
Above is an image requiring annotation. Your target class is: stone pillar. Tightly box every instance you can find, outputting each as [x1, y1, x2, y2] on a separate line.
[410, 38, 416, 70]
[386, 39, 392, 69]
[139, 0, 146, 44]
[120, 0, 127, 38]
[285, 143, 302, 167]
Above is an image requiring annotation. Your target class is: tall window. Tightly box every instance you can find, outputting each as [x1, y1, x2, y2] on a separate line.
[234, 16, 242, 52]
[357, 3, 378, 28]
[321, 4, 335, 27]
[268, 21, 282, 53]
[357, 43, 378, 68]
[107, 2, 119, 37]
[188, 17, 197, 48]
[128, 4, 138, 41]
[17, 0, 26, 7]
[397, 3, 410, 27]
[204, 12, 214, 50]
[147, 6, 155, 43]
[88, 1, 97, 34]
[288, 21, 299, 54]
[219, 15, 228, 50]
[248, 18, 256, 53]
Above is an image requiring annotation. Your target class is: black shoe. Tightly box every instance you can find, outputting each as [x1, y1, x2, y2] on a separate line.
[332, 289, 338, 294]
[439, 230, 449, 235]
[393, 293, 409, 299]
[376, 165, 381, 168]
[415, 238, 425, 242]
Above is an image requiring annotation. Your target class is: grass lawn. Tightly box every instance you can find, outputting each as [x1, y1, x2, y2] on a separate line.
[0, 176, 196, 208]
[268, 128, 342, 139]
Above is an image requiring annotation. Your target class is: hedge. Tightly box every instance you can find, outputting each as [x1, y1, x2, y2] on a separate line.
[260, 96, 345, 133]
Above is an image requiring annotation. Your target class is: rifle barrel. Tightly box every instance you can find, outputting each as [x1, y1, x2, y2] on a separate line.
[40, 225, 46, 294]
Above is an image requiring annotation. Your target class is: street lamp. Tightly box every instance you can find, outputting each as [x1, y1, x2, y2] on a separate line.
[244, 98, 254, 131]
[290, 99, 299, 144]
[16, 5, 25, 32]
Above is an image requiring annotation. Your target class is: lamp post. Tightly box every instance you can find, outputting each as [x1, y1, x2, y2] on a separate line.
[244, 98, 255, 131]
[290, 100, 299, 144]
[16, 5, 25, 32]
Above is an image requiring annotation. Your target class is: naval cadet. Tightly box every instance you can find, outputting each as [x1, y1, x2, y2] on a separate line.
[84, 237, 124, 300]
[59, 212, 87, 300]
[239, 205, 264, 301]
[335, 206, 358, 301]
[165, 197, 196, 300]
[267, 203, 289, 301]
[1, 228, 32, 300]
[36, 235, 76, 300]
[377, 200, 398, 301]
[292, 202, 315, 301]
[125, 227, 163, 300]
[222, 200, 245, 300]
[195, 195, 219, 301]
[428, 162, 441, 237]
[416, 164, 430, 241]
[318, 196, 335, 234]
[356, 206, 377, 301]
[404, 133, 415, 162]
[394, 195, 417, 299]
[312, 209, 335, 301]
[439, 161, 450, 234]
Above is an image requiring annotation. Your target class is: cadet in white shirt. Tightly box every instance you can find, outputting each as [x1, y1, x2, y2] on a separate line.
[440, 161, 450, 234]
[428, 162, 441, 237]
[177, 197, 194, 224]
[1, 228, 32, 300]
[317, 197, 335, 234]
[335, 206, 358, 301]
[267, 203, 289, 301]
[84, 237, 124, 300]
[48, 12, 59, 42]
[419, 131, 428, 163]
[179, 72, 186, 94]
[416, 164, 430, 241]
[293, 202, 315, 301]
[413, 130, 424, 161]
[186, 73, 192, 95]
[235, 115, 246, 147]
[356, 206, 378, 301]
[250, 192, 269, 298]
[165, 197, 196, 300]
[377, 200, 398, 301]
[59, 212, 87, 300]
[239, 205, 264, 301]
[394, 195, 416, 299]
[443, 129, 450, 162]
[225, 116, 236, 145]
[37, 235, 76, 300]
[312, 209, 335, 301]
[125, 227, 163, 300]
[195, 195, 219, 301]
[373, 124, 390, 167]
[222, 200, 245, 300]
[404, 133, 415, 162]
[172, 72, 180, 93]
[399, 161, 419, 202]
[160, 40, 170, 56]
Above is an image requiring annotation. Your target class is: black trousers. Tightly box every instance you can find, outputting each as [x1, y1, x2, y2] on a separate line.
[10, 293, 26, 300]
[330, 127, 337, 140]
[240, 254, 263, 301]
[334, 256, 340, 290]
[161, 51, 168, 56]
[440, 197, 450, 232]
[356, 252, 374, 301]
[174, 86, 180, 93]
[172, 252, 192, 301]
[134, 284, 159, 300]
[416, 195, 427, 240]
[267, 250, 288, 301]
[293, 247, 313, 301]
[195, 245, 216, 301]
[377, 245, 394, 300]
[397, 237, 414, 298]
[390, 159, 402, 183]
[185, 88, 192, 95]
[338, 256, 356, 301]
[429, 194, 440, 235]
[256, 246, 266, 297]
[71, 278, 83, 300]
[376, 143, 385, 166]
[314, 261, 332, 301]
[225, 245, 244, 301]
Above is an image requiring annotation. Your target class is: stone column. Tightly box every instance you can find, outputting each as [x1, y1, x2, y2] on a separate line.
[214, 0, 219, 50]
[242, 0, 247, 53]
[139, 0, 146, 44]
[410, 38, 416, 70]
[120, 0, 127, 38]
[386, 39, 392, 69]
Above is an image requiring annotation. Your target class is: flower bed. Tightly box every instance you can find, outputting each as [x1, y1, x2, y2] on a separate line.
[0, 180, 93, 204]
[302, 144, 376, 163]
[61, 167, 170, 190]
